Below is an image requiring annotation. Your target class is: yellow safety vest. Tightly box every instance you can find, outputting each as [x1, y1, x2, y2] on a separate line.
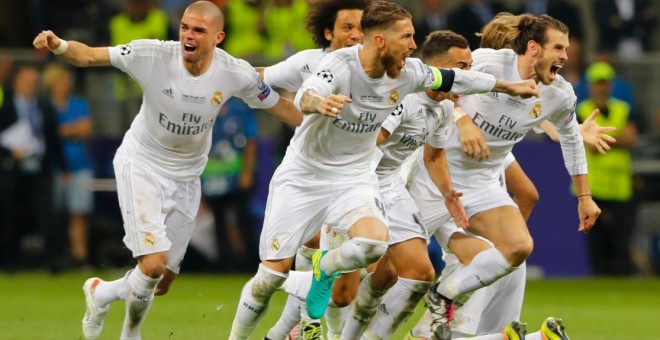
[109, 9, 169, 100]
[0, 86, 4, 107]
[224, 0, 265, 58]
[577, 98, 632, 201]
[262, 0, 315, 60]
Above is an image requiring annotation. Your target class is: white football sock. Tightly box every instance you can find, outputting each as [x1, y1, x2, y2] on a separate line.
[265, 246, 315, 339]
[410, 308, 433, 338]
[229, 264, 287, 340]
[94, 269, 131, 307]
[365, 277, 432, 339]
[325, 299, 347, 338]
[120, 266, 161, 340]
[296, 245, 316, 271]
[266, 294, 301, 340]
[280, 270, 313, 300]
[437, 248, 516, 299]
[340, 273, 387, 339]
[320, 237, 388, 275]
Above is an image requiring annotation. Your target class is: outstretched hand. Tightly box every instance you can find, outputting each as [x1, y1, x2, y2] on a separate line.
[580, 109, 617, 154]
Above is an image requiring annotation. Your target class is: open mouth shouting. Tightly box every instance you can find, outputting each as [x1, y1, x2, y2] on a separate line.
[183, 43, 197, 55]
[549, 63, 563, 79]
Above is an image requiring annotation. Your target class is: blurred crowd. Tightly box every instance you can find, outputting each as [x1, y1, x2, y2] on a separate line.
[1, 0, 660, 276]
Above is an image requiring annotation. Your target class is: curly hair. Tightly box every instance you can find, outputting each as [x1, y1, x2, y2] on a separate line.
[305, 0, 373, 49]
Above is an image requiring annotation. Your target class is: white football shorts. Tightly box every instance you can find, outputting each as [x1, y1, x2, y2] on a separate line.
[407, 160, 516, 250]
[379, 173, 428, 245]
[114, 155, 200, 274]
[260, 156, 388, 260]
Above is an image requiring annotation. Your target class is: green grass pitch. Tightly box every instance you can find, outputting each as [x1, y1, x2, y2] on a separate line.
[1, 271, 658, 339]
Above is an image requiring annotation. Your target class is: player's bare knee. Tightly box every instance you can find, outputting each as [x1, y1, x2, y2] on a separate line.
[138, 256, 168, 278]
[154, 284, 170, 296]
[331, 284, 358, 307]
[519, 188, 540, 206]
[508, 237, 534, 266]
[399, 262, 435, 282]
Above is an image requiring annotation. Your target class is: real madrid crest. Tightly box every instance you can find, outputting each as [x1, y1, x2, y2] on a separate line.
[212, 91, 223, 106]
[388, 90, 399, 105]
[144, 232, 155, 246]
[530, 103, 542, 118]
[271, 238, 280, 251]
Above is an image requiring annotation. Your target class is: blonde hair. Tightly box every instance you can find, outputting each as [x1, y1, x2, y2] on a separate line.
[478, 12, 522, 49]
[479, 12, 568, 52]
[42, 63, 72, 90]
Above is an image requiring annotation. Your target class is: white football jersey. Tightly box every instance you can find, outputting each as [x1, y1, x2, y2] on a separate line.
[449, 48, 586, 187]
[291, 45, 497, 178]
[263, 48, 328, 92]
[376, 93, 453, 180]
[109, 40, 279, 181]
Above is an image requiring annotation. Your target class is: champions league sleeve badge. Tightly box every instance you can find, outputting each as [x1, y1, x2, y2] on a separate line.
[530, 103, 542, 118]
[119, 44, 132, 56]
[391, 103, 404, 116]
[316, 69, 334, 83]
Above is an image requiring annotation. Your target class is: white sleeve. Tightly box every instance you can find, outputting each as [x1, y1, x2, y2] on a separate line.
[263, 54, 306, 92]
[381, 102, 405, 134]
[426, 100, 452, 149]
[236, 61, 281, 109]
[414, 60, 496, 95]
[446, 68, 497, 95]
[108, 39, 160, 86]
[293, 54, 350, 111]
[550, 95, 588, 176]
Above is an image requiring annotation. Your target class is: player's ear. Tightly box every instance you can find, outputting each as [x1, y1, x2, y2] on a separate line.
[374, 33, 385, 50]
[215, 31, 225, 45]
[528, 39, 539, 56]
[324, 27, 333, 43]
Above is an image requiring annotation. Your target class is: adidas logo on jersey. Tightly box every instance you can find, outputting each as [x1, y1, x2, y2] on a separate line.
[162, 88, 173, 98]
[300, 64, 311, 73]
[378, 303, 390, 315]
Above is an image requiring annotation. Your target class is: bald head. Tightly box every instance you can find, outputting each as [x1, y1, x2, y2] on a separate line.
[185, 1, 224, 31]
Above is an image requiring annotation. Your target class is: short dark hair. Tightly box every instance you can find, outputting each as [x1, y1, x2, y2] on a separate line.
[305, 0, 372, 48]
[512, 14, 569, 54]
[360, 0, 411, 34]
[422, 30, 469, 62]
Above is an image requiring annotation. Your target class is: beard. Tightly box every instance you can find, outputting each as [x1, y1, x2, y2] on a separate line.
[382, 54, 402, 78]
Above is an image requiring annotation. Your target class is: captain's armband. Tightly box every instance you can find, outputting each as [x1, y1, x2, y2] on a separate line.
[429, 67, 455, 93]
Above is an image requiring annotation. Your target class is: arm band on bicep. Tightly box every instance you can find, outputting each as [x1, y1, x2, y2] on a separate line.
[430, 67, 455, 92]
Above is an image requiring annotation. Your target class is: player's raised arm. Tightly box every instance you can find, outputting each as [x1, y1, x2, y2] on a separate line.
[33, 30, 110, 67]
